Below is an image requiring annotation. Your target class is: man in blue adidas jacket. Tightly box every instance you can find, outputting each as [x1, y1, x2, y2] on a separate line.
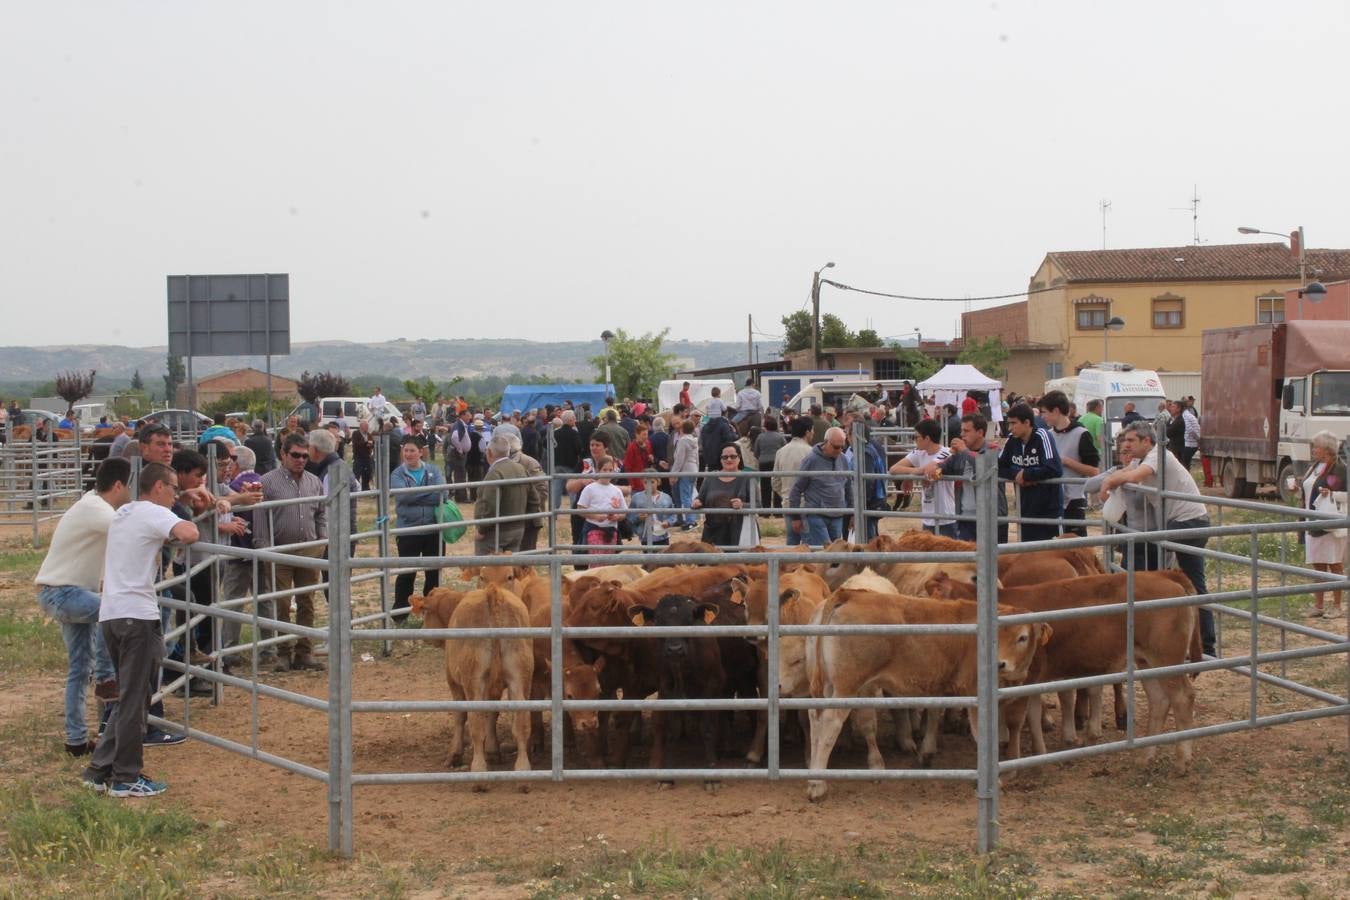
[998, 402, 1063, 542]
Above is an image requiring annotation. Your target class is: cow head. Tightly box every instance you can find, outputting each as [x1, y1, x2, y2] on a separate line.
[540, 655, 607, 766]
[473, 561, 535, 594]
[819, 539, 866, 591]
[996, 614, 1052, 682]
[410, 588, 465, 642]
[629, 594, 718, 671]
[924, 571, 975, 601]
[568, 580, 644, 657]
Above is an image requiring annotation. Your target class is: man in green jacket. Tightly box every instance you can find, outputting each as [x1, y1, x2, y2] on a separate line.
[474, 434, 530, 554]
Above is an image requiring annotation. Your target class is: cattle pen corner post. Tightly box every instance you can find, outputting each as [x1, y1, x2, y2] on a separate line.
[327, 459, 355, 857]
[975, 449, 1000, 854]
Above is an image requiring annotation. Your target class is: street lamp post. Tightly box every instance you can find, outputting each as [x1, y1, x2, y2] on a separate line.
[810, 261, 835, 367]
[600, 330, 614, 388]
[1236, 225, 1327, 319]
[1103, 315, 1124, 363]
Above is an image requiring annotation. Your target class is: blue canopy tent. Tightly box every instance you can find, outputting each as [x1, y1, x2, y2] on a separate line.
[498, 383, 616, 415]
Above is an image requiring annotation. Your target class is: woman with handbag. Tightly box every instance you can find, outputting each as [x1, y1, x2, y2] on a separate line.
[390, 436, 447, 619]
[1300, 430, 1346, 619]
[691, 443, 753, 548]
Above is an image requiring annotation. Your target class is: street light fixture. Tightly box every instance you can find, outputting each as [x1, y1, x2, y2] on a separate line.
[1103, 315, 1124, 363]
[1237, 224, 1318, 318]
[810, 261, 836, 367]
[600, 330, 615, 388]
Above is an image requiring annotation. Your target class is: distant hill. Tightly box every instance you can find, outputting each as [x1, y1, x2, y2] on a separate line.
[0, 338, 779, 390]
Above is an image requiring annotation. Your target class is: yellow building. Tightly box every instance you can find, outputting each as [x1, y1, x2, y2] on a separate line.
[1022, 241, 1350, 377]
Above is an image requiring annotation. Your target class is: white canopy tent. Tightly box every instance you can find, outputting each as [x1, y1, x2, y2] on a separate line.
[917, 364, 1003, 423]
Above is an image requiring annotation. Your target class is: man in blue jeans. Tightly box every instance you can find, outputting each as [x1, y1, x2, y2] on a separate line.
[788, 426, 854, 546]
[34, 458, 131, 756]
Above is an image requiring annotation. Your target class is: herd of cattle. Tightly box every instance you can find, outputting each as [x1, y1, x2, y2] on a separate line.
[408, 532, 1203, 800]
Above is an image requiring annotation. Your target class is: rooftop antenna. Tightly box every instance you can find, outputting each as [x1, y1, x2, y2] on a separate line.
[1100, 198, 1111, 249]
[1170, 185, 1201, 245]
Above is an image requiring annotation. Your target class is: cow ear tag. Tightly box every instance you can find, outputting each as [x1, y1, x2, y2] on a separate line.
[703, 608, 717, 625]
[631, 612, 645, 627]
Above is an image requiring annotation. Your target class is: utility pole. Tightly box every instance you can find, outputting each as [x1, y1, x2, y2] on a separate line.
[747, 314, 754, 368]
[810, 261, 834, 368]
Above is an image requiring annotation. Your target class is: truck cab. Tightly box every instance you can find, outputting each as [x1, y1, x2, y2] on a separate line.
[1276, 369, 1350, 498]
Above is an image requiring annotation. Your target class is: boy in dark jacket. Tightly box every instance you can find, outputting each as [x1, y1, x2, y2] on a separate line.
[998, 403, 1063, 542]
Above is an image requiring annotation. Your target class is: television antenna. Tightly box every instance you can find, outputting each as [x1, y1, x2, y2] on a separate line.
[1099, 198, 1111, 249]
[1170, 185, 1201, 245]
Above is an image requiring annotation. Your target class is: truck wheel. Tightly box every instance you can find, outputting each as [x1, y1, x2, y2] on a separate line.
[1277, 461, 1301, 506]
[1221, 458, 1247, 500]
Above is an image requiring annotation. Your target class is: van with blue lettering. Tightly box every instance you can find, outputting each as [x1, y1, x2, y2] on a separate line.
[1074, 363, 1167, 435]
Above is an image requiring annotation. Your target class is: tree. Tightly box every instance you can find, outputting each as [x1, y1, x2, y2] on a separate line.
[957, 336, 1010, 380]
[893, 344, 939, 382]
[204, 388, 286, 421]
[130, 369, 144, 391]
[855, 328, 884, 348]
[297, 371, 352, 405]
[163, 354, 185, 405]
[819, 313, 857, 349]
[781, 310, 812, 353]
[402, 377, 439, 409]
[588, 328, 676, 399]
[55, 370, 96, 416]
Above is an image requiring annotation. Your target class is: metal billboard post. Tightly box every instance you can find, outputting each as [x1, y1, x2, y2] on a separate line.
[326, 459, 355, 857]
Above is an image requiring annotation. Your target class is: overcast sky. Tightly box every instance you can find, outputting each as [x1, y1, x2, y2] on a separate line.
[3, 1, 1347, 351]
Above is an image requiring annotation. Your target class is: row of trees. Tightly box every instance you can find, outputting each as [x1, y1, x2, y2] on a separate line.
[779, 312, 1010, 382]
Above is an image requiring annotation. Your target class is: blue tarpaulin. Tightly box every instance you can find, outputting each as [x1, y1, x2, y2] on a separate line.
[498, 383, 616, 414]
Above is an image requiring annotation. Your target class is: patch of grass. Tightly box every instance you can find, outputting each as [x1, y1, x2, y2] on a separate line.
[528, 840, 1039, 899]
[1255, 813, 1330, 856]
[0, 782, 205, 897]
[1240, 856, 1307, 875]
[243, 849, 319, 896]
[1110, 849, 1200, 890]
[1146, 813, 1233, 859]
[0, 611, 65, 678]
[0, 548, 44, 575]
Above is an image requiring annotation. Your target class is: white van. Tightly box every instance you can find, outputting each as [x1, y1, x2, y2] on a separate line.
[783, 379, 914, 416]
[1073, 364, 1167, 429]
[290, 397, 398, 431]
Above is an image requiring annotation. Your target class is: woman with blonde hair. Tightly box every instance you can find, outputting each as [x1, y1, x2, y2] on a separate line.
[1300, 430, 1346, 618]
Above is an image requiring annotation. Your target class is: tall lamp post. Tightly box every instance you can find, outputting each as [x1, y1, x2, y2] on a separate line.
[1237, 225, 1328, 319]
[1102, 315, 1124, 363]
[810, 261, 836, 367]
[600, 329, 614, 390]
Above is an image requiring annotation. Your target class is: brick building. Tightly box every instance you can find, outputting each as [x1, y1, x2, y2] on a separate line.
[177, 367, 299, 409]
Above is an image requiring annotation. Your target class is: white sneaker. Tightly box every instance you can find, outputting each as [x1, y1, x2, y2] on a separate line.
[312, 642, 329, 657]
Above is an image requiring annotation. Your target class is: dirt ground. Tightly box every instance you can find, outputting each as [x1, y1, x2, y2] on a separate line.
[3, 510, 1350, 897]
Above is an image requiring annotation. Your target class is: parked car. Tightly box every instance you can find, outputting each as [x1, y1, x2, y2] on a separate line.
[140, 409, 213, 437]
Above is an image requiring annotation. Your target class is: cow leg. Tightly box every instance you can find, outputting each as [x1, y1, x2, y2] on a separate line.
[651, 709, 671, 788]
[1058, 690, 1081, 746]
[746, 657, 769, 765]
[447, 682, 467, 768]
[508, 675, 533, 790]
[484, 710, 502, 763]
[1040, 694, 1056, 733]
[806, 706, 849, 802]
[1027, 694, 1048, 756]
[467, 711, 491, 789]
[1073, 689, 1090, 731]
[893, 709, 917, 755]
[1085, 687, 1104, 742]
[1113, 683, 1129, 731]
[1140, 677, 1171, 764]
[1167, 676, 1197, 772]
[851, 709, 884, 770]
[917, 707, 941, 768]
[1002, 697, 1028, 762]
[701, 710, 722, 793]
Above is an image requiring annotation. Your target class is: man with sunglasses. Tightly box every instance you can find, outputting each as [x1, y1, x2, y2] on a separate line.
[256, 433, 327, 672]
[788, 426, 854, 547]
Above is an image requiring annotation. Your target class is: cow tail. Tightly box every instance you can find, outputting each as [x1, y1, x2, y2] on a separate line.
[808, 600, 840, 698]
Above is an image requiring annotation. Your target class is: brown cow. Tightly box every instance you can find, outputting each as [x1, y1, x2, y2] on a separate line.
[422, 583, 533, 787]
[805, 589, 1051, 802]
[561, 564, 647, 587]
[817, 537, 981, 595]
[927, 570, 1200, 769]
[890, 530, 1106, 584]
[527, 599, 605, 766]
[642, 540, 718, 570]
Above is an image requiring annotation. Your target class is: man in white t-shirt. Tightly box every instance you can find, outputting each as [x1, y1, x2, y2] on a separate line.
[35, 458, 131, 757]
[82, 462, 200, 798]
[1100, 419, 1215, 657]
[889, 419, 956, 536]
[731, 379, 763, 426]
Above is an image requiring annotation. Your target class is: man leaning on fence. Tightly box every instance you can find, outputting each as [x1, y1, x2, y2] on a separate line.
[1100, 419, 1216, 658]
[256, 432, 327, 672]
[35, 457, 130, 758]
[82, 462, 200, 798]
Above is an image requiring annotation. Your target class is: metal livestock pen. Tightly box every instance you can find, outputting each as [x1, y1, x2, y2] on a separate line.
[136, 425, 1349, 857]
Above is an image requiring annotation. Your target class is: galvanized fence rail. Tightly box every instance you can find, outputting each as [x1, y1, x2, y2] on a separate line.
[127, 426, 1349, 858]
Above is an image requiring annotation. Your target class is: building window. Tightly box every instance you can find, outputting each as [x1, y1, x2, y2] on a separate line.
[1075, 305, 1109, 329]
[873, 357, 900, 380]
[1151, 293, 1184, 329]
[1045, 362, 1064, 380]
[1257, 294, 1285, 324]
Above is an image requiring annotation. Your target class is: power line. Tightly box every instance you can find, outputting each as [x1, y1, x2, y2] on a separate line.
[820, 279, 1061, 303]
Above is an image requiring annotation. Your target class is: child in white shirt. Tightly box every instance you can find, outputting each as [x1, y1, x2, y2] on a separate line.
[576, 457, 627, 552]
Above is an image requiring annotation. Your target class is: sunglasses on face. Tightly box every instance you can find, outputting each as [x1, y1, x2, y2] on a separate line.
[721, 454, 739, 460]
[288, 451, 308, 459]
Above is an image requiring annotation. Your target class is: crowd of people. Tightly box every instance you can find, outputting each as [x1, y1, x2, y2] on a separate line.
[28, 375, 1344, 798]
